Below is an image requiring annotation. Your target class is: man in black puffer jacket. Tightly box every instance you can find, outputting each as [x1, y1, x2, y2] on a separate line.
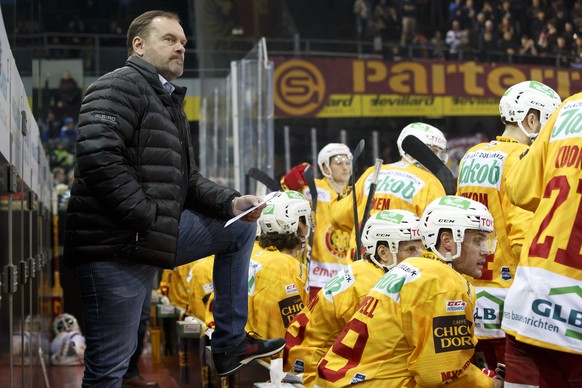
[64, 10, 285, 386]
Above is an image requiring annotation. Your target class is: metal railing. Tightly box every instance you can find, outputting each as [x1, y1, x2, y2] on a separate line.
[9, 32, 581, 77]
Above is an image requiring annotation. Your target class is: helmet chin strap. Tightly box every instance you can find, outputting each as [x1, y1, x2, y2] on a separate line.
[517, 120, 536, 144]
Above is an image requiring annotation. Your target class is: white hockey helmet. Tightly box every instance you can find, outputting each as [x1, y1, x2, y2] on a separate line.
[317, 143, 352, 179]
[419, 196, 496, 264]
[258, 191, 312, 235]
[396, 122, 448, 165]
[52, 313, 81, 335]
[499, 80, 561, 142]
[361, 210, 421, 270]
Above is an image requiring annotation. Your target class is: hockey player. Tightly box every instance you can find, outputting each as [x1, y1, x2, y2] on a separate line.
[284, 209, 422, 386]
[502, 92, 582, 386]
[456, 80, 561, 369]
[316, 196, 501, 387]
[281, 143, 353, 299]
[245, 191, 311, 342]
[331, 123, 448, 258]
[186, 255, 215, 322]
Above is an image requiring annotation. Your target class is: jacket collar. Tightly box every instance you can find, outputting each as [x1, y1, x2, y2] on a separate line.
[125, 56, 187, 101]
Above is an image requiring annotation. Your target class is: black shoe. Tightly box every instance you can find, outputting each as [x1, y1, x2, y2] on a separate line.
[121, 375, 159, 387]
[212, 333, 285, 377]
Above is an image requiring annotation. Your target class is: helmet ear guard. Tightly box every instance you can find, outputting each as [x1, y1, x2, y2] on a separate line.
[499, 80, 562, 142]
[361, 209, 421, 271]
[419, 196, 497, 263]
[396, 122, 448, 166]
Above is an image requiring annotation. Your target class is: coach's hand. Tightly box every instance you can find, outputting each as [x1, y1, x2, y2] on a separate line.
[232, 195, 265, 222]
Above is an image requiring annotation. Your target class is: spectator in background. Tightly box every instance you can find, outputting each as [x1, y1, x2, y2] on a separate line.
[354, 0, 370, 39]
[552, 35, 573, 67]
[446, 19, 469, 58]
[45, 110, 63, 141]
[400, 0, 417, 47]
[518, 34, 539, 63]
[57, 69, 81, 118]
[429, 30, 447, 59]
[498, 30, 518, 61]
[48, 139, 75, 173]
[479, 19, 498, 62]
[60, 117, 77, 152]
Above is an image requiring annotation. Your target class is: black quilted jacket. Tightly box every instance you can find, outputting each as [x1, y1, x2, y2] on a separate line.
[64, 56, 239, 268]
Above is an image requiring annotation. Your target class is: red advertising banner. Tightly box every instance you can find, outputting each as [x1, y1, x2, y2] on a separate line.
[273, 58, 581, 118]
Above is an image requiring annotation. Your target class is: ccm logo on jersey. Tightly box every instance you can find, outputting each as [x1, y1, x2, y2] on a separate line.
[433, 315, 474, 353]
[446, 300, 467, 312]
[285, 283, 298, 295]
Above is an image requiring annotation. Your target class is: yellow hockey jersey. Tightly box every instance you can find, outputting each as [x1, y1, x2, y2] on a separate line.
[284, 260, 384, 386]
[331, 162, 445, 258]
[246, 247, 309, 341]
[456, 137, 532, 339]
[502, 92, 582, 354]
[186, 255, 215, 322]
[303, 178, 353, 289]
[315, 255, 493, 387]
[163, 262, 196, 310]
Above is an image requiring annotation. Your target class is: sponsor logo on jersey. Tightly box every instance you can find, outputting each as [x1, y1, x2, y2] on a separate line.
[350, 373, 367, 384]
[367, 169, 426, 204]
[433, 315, 474, 353]
[550, 103, 582, 142]
[475, 290, 503, 330]
[440, 360, 472, 383]
[285, 283, 298, 295]
[507, 285, 582, 341]
[203, 282, 214, 293]
[322, 265, 355, 302]
[373, 262, 420, 302]
[248, 260, 263, 296]
[458, 150, 506, 189]
[293, 359, 305, 373]
[446, 300, 467, 313]
[500, 266, 512, 280]
[279, 295, 304, 328]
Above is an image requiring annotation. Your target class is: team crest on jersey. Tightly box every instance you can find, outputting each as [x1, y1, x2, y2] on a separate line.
[324, 225, 350, 258]
[350, 373, 367, 384]
[293, 359, 305, 373]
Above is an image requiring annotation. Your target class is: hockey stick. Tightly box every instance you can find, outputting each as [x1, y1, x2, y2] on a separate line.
[304, 165, 318, 215]
[360, 158, 383, 237]
[246, 167, 282, 192]
[401, 135, 456, 195]
[351, 139, 365, 261]
[303, 165, 317, 270]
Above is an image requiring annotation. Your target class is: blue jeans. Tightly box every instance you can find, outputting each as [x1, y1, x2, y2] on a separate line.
[76, 209, 256, 387]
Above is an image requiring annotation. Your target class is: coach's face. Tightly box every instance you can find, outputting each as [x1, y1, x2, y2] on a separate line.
[134, 16, 186, 81]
